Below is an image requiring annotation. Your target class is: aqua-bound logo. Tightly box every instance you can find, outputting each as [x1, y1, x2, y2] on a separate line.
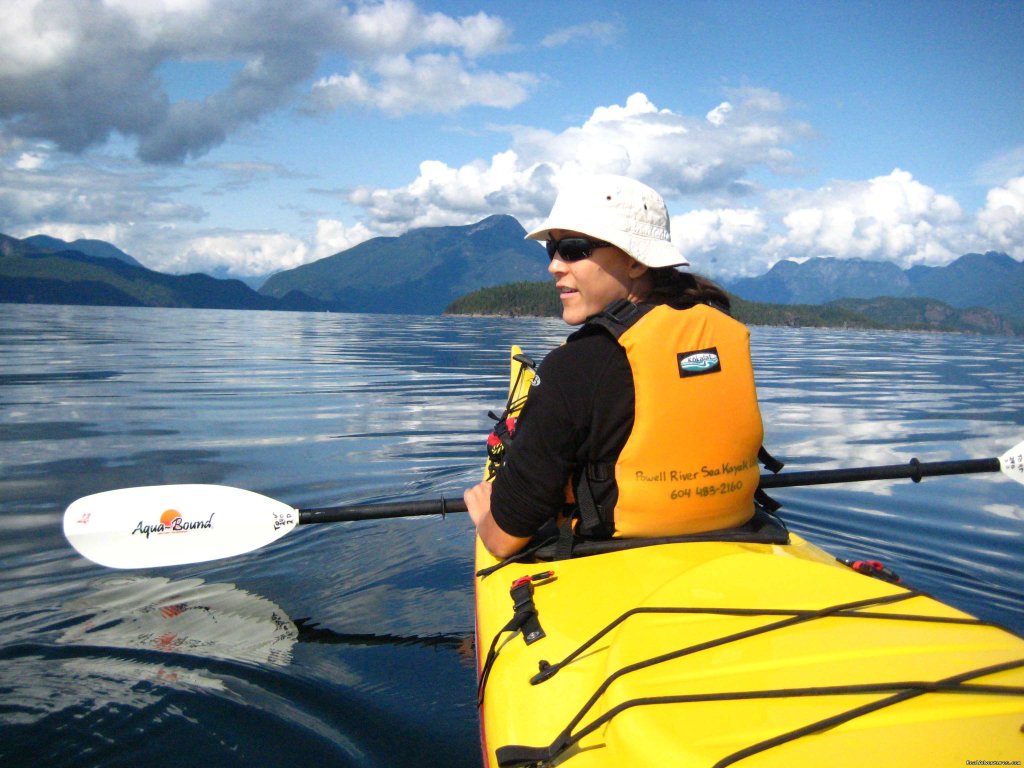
[677, 347, 721, 378]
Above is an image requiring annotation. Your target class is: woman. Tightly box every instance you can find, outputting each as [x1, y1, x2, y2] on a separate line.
[465, 174, 765, 559]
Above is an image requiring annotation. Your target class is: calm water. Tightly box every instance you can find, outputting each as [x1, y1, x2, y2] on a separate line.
[1, 304, 1022, 767]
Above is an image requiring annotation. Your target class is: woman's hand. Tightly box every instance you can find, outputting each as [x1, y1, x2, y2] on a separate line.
[464, 481, 531, 559]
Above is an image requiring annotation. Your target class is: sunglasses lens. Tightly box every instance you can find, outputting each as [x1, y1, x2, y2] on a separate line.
[547, 238, 593, 262]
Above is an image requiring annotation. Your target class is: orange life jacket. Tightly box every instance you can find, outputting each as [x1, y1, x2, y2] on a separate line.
[580, 300, 763, 537]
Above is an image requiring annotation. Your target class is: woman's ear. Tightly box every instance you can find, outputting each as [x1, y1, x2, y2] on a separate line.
[628, 259, 649, 279]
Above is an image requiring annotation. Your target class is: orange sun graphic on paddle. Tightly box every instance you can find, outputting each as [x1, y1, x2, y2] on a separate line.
[160, 509, 182, 527]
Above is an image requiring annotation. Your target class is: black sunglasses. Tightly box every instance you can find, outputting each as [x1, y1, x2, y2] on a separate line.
[545, 237, 613, 262]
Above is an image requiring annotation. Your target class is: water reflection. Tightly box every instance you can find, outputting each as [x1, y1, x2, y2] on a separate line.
[60, 576, 299, 666]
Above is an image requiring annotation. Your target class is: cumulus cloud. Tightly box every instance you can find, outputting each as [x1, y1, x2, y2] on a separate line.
[343, 90, 810, 237]
[314, 218, 375, 259]
[977, 176, 1024, 251]
[123, 219, 375, 276]
[763, 169, 966, 266]
[172, 232, 311, 276]
[345, 150, 550, 234]
[673, 170, 986, 277]
[334, 92, 1020, 277]
[671, 208, 768, 273]
[0, 0, 529, 163]
[514, 89, 809, 197]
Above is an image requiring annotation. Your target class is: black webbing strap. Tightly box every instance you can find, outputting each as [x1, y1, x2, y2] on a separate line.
[754, 487, 782, 512]
[711, 657, 1024, 768]
[755, 446, 785, 510]
[477, 573, 552, 706]
[554, 472, 605, 560]
[495, 590, 927, 767]
[530, 590, 932, 687]
[475, 534, 560, 579]
[553, 514, 575, 561]
[758, 445, 785, 474]
[497, 660, 1024, 767]
[591, 298, 646, 336]
[532, 505, 789, 561]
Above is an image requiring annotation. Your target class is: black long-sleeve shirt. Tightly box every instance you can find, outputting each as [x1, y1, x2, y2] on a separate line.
[490, 326, 635, 538]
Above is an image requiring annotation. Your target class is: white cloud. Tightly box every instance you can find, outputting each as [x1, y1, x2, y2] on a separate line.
[14, 152, 46, 170]
[540, 21, 619, 49]
[763, 169, 967, 268]
[0, 0, 528, 163]
[503, 90, 808, 196]
[314, 218, 374, 259]
[977, 176, 1024, 251]
[347, 150, 549, 234]
[23, 222, 125, 245]
[308, 53, 536, 115]
[172, 232, 310, 276]
[157, 219, 377, 275]
[334, 0, 511, 59]
[342, 90, 810, 238]
[706, 102, 733, 127]
[330, 93, 1024, 279]
[672, 208, 769, 273]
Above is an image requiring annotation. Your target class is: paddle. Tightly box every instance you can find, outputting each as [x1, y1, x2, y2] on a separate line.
[64, 440, 1023, 569]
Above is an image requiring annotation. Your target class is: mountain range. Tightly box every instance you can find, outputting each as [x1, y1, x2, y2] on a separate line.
[2, 219, 1021, 334]
[0, 233, 319, 311]
[727, 252, 1024, 321]
[21, 234, 146, 269]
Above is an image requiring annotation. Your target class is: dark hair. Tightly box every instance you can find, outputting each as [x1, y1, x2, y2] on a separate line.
[647, 268, 732, 312]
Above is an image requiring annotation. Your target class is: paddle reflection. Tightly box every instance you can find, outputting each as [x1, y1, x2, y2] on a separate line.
[61, 576, 299, 667]
[61, 575, 468, 668]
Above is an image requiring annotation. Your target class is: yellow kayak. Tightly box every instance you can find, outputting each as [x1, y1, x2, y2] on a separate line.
[475, 348, 1024, 767]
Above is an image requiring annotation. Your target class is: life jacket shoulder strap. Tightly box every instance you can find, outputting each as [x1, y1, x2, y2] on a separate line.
[585, 299, 652, 339]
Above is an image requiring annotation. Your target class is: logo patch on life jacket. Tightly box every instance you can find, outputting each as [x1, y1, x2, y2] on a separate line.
[677, 347, 721, 378]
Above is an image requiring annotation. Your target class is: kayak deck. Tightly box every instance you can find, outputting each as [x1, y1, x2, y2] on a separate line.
[474, 532, 1024, 767]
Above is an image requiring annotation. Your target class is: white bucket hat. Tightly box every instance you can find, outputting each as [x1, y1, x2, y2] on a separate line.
[525, 174, 688, 268]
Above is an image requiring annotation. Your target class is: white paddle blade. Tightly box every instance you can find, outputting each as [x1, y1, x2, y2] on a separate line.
[999, 439, 1024, 485]
[64, 485, 299, 569]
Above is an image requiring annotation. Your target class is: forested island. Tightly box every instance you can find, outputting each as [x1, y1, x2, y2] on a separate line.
[444, 281, 1021, 335]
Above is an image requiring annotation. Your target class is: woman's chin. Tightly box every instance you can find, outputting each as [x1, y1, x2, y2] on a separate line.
[560, 306, 584, 326]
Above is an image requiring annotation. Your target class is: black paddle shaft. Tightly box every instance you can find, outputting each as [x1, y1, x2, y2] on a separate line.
[758, 457, 1001, 489]
[299, 497, 469, 524]
[294, 457, 1002, 524]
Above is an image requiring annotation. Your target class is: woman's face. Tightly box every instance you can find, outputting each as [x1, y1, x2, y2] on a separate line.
[547, 229, 645, 325]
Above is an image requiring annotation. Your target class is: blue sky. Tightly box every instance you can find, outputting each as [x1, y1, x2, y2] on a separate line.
[2, 0, 1022, 281]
